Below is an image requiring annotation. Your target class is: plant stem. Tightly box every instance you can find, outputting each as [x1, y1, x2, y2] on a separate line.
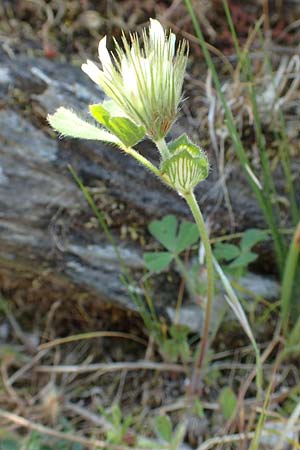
[124, 146, 161, 177]
[184, 191, 214, 394]
[155, 138, 171, 160]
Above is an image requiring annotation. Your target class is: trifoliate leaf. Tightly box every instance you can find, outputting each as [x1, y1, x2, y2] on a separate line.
[240, 229, 268, 251]
[214, 243, 241, 261]
[228, 251, 257, 268]
[47, 107, 121, 145]
[148, 215, 199, 255]
[144, 251, 173, 272]
[148, 215, 178, 252]
[89, 104, 145, 147]
[175, 220, 199, 253]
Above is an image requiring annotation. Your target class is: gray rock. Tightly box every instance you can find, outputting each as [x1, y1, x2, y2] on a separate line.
[0, 49, 282, 317]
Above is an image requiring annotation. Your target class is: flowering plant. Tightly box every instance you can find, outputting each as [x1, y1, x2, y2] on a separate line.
[48, 19, 212, 394]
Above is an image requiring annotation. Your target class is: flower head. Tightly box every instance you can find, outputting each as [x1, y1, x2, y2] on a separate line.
[82, 19, 188, 141]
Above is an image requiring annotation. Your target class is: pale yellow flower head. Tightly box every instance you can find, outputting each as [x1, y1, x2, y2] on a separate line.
[82, 19, 188, 141]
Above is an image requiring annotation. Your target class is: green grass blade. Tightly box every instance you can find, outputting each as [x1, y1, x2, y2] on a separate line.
[280, 222, 300, 334]
[184, 0, 285, 272]
[222, 0, 285, 267]
[249, 376, 273, 450]
[257, 28, 300, 226]
[69, 165, 162, 337]
[68, 165, 125, 269]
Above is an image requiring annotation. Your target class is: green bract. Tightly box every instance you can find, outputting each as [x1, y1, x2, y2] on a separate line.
[89, 103, 146, 147]
[162, 134, 209, 195]
[81, 19, 188, 141]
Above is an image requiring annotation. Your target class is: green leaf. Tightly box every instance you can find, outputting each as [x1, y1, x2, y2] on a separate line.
[219, 386, 237, 420]
[213, 243, 240, 261]
[89, 104, 145, 146]
[169, 324, 190, 341]
[228, 251, 257, 268]
[89, 103, 110, 123]
[193, 398, 205, 418]
[0, 440, 19, 450]
[169, 325, 190, 362]
[107, 117, 145, 146]
[162, 339, 180, 362]
[175, 220, 199, 254]
[144, 252, 173, 272]
[154, 415, 173, 443]
[148, 215, 178, 252]
[102, 100, 127, 116]
[172, 421, 187, 449]
[240, 229, 268, 251]
[148, 215, 200, 255]
[178, 340, 190, 362]
[48, 107, 121, 144]
[111, 404, 122, 425]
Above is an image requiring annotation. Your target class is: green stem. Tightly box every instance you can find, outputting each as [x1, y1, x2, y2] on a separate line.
[184, 191, 214, 394]
[155, 138, 171, 160]
[124, 146, 161, 177]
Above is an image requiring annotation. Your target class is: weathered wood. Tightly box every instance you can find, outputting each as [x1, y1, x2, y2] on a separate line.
[0, 50, 271, 317]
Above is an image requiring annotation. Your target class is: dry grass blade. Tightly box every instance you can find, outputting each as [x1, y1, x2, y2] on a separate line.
[35, 360, 188, 374]
[213, 258, 259, 356]
[0, 408, 143, 450]
[196, 431, 256, 450]
[64, 401, 111, 430]
[38, 331, 147, 350]
[7, 349, 49, 386]
[196, 425, 300, 450]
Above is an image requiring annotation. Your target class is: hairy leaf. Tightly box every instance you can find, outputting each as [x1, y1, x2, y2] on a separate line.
[48, 107, 121, 144]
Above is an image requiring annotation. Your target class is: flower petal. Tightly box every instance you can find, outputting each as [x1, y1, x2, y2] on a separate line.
[149, 18, 165, 47]
[98, 36, 112, 70]
[168, 33, 176, 58]
[121, 55, 138, 94]
[81, 60, 102, 85]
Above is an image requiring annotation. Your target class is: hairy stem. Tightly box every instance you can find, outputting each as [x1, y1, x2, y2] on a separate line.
[184, 191, 214, 394]
[155, 138, 171, 160]
[124, 146, 161, 177]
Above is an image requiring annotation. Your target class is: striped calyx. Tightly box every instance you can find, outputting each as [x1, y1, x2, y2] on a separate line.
[162, 134, 208, 195]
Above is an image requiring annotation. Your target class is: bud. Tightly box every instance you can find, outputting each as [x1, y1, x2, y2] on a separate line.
[161, 134, 209, 195]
